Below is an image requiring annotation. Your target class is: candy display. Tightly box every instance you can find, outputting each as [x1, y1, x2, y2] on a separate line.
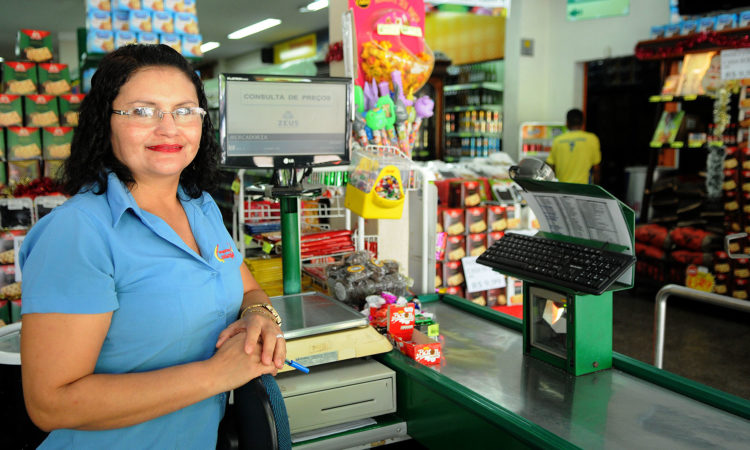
[345, 147, 408, 219]
[360, 39, 433, 97]
[326, 251, 411, 310]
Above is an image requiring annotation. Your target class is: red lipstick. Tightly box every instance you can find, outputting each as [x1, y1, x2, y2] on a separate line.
[147, 144, 183, 153]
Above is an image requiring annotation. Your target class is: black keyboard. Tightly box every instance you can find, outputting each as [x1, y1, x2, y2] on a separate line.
[477, 233, 636, 295]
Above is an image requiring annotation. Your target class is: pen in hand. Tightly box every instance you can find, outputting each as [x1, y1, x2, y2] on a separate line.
[285, 359, 310, 374]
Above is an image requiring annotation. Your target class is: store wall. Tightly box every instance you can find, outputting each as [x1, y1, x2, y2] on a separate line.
[504, 0, 671, 162]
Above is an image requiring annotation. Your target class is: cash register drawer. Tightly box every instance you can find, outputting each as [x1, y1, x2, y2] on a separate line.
[277, 358, 396, 434]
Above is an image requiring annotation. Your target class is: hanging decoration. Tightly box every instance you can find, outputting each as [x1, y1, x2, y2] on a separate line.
[636, 31, 750, 60]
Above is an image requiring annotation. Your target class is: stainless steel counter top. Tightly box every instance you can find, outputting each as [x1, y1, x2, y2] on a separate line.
[271, 292, 369, 340]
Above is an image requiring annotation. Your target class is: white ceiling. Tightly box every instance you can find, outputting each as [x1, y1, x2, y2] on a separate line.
[0, 0, 330, 66]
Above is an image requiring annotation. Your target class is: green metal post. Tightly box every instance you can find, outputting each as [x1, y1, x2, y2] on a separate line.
[280, 197, 301, 295]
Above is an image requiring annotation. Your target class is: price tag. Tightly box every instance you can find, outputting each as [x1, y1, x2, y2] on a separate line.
[721, 48, 750, 80]
[462, 256, 506, 293]
[262, 241, 274, 254]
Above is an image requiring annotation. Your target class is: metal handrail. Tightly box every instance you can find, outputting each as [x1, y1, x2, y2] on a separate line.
[654, 284, 750, 368]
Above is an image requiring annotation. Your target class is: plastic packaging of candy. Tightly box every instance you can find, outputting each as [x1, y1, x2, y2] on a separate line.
[327, 251, 412, 309]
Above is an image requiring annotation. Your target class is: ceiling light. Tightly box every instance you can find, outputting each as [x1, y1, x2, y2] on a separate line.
[228, 18, 282, 40]
[305, 0, 329, 11]
[200, 41, 220, 53]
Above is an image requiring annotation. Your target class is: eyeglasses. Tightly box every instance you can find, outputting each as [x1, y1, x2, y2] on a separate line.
[111, 106, 206, 126]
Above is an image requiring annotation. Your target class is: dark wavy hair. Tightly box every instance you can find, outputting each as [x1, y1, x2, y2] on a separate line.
[63, 44, 219, 198]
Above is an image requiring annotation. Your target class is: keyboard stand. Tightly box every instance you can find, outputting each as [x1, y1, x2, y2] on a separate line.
[478, 179, 636, 376]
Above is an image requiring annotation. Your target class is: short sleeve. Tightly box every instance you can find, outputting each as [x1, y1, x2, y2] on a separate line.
[20, 206, 118, 315]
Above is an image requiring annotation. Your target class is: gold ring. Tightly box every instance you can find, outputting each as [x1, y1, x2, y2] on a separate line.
[276, 334, 285, 339]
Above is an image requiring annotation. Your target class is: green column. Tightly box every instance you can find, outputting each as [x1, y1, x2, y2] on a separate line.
[280, 196, 301, 295]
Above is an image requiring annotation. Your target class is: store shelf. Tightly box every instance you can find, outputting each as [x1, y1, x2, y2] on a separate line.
[444, 82, 503, 92]
[647, 94, 710, 103]
[446, 132, 502, 138]
[635, 26, 750, 60]
[445, 105, 503, 112]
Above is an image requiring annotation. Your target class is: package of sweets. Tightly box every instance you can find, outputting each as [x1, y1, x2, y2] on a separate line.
[441, 208, 465, 236]
[85, 0, 111, 11]
[143, 0, 166, 11]
[130, 10, 153, 32]
[114, 0, 142, 10]
[465, 206, 487, 234]
[650, 25, 665, 39]
[42, 127, 74, 159]
[38, 63, 71, 96]
[487, 231, 504, 248]
[435, 262, 442, 288]
[663, 23, 681, 37]
[698, 17, 716, 33]
[681, 19, 698, 35]
[443, 260, 463, 287]
[112, 10, 131, 31]
[445, 235, 466, 261]
[716, 13, 738, 31]
[0, 94, 24, 127]
[44, 159, 65, 179]
[137, 31, 160, 45]
[466, 233, 487, 257]
[115, 30, 138, 49]
[16, 30, 53, 62]
[181, 34, 202, 58]
[3, 61, 38, 95]
[740, 11, 750, 27]
[174, 12, 199, 35]
[59, 94, 85, 127]
[467, 291, 486, 306]
[24, 95, 59, 128]
[505, 204, 521, 229]
[86, 8, 113, 31]
[441, 285, 464, 298]
[487, 204, 507, 231]
[486, 288, 505, 306]
[87, 29, 115, 54]
[160, 33, 182, 53]
[8, 160, 41, 184]
[166, 0, 196, 13]
[152, 10, 174, 33]
[7, 126, 42, 160]
[182, 0, 197, 14]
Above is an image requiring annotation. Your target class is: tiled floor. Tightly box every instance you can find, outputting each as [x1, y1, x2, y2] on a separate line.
[613, 281, 750, 401]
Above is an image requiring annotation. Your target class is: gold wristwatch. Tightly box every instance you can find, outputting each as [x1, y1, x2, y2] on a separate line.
[241, 303, 282, 326]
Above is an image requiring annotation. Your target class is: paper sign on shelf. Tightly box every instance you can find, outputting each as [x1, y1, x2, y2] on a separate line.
[721, 48, 750, 80]
[462, 255, 506, 293]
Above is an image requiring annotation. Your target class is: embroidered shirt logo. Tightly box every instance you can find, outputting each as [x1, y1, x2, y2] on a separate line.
[214, 244, 235, 263]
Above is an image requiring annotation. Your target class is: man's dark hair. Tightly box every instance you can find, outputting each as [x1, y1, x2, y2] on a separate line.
[566, 108, 584, 129]
[62, 44, 219, 198]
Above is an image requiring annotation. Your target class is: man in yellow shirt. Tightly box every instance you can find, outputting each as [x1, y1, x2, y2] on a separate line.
[547, 109, 601, 184]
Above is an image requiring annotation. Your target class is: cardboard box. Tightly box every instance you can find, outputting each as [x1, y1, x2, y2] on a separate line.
[153, 10, 175, 33]
[394, 329, 441, 366]
[441, 207, 465, 236]
[3, 61, 38, 95]
[681, 19, 698, 35]
[465, 206, 487, 234]
[16, 30, 53, 62]
[137, 31, 160, 45]
[443, 260, 463, 287]
[160, 33, 182, 53]
[130, 10, 152, 33]
[506, 277, 523, 306]
[450, 179, 483, 208]
[115, 30, 138, 48]
[486, 287, 505, 306]
[174, 12, 199, 35]
[467, 291, 486, 306]
[112, 10, 131, 31]
[114, 0, 142, 10]
[87, 29, 115, 54]
[24, 95, 59, 128]
[435, 262, 443, 288]
[0, 94, 24, 127]
[387, 302, 415, 340]
[6, 126, 42, 160]
[487, 231, 504, 248]
[445, 235, 465, 261]
[505, 204, 521, 229]
[663, 23, 681, 37]
[166, 0, 197, 13]
[487, 204, 507, 231]
[85, 0, 111, 11]
[740, 11, 750, 27]
[59, 93, 85, 127]
[716, 13, 737, 31]
[466, 233, 487, 258]
[698, 17, 716, 33]
[142, 0, 166, 12]
[650, 25, 665, 39]
[86, 8, 113, 31]
[441, 285, 464, 298]
[38, 63, 71, 96]
[182, 34, 203, 58]
[42, 127, 74, 159]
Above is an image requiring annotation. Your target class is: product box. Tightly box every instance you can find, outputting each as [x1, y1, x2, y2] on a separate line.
[450, 179, 482, 207]
[153, 10, 175, 33]
[44, 159, 65, 179]
[8, 160, 41, 184]
[465, 206, 486, 234]
[160, 33, 182, 53]
[7, 126, 42, 160]
[733, 278, 749, 300]
[38, 63, 71, 96]
[435, 262, 442, 288]
[130, 9, 153, 32]
[87, 29, 115, 54]
[143, 0, 166, 11]
[42, 127, 74, 159]
[441, 207, 465, 236]
[174, 12, 199, 35]
[740, 11, 750, 27]
[114, 0, 142, 10]
[0, 94, 23, 127]
[650, 25, 665, 39]
[115, 30, 138, 48]
[466, 233, 487, 258]
[137, 31, 160, 45]
[486, 287, 505, 306]
[698, 17, 716, 33]
[166, 0, 196, 13]
[16, 29, 53, 62]
[716, 14, 737, 31]
[386, 302, 415, 340]
[445, 235, 465, 261]
[443, 260, 463, 287]
[24, 95, 59, 128]
[467, 291, 486, 306]
[681, 19, 699, 35]
[112, 9, 131, 31]
[86, 8, 113, 31]
[86, 0, 111, 11]
[3, 61, 38, 95]
[393, 328, 441, 366]
[487, 231, 504, 248]
[505, 277, 523, 306]
[486, 204, 507, 231]
[59, 93, 85, 127]
[435, 232, 446, 261]
[663, 23, 681, 37]
[181, 34, 202, 58]
[505, 204, 521, 229]
[441, 285, 464, 298]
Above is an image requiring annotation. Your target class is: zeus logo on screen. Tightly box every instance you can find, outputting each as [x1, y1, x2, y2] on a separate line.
[278, 111, 299, 128]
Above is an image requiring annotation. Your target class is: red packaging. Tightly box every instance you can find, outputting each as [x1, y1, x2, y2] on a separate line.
[724, 169, 739, 191]
[465, 206, 487, 234]
[445, 235, 466, 261]
[467, 291, 486, 306]
[486, 287, 505, 306]
[732, 278, 748, 300]
[435, 232, 446, 261]
[505, 204, 521, 229]
[442, 208, 465, 236]
[393, 329, 442, 366]
[506, 277, 524, 306]
[387, 302, 415, 340]
[487, 231, 504, 248]
[725, 147, 740, 169]
[442, 285, 464, 298]
[435, 262, 443, 288]
[714, 273, 729, 295]
[466, 233, 487, 257]
[443, 260, 464, 287]
[487, 204, 507, 231]
[450, 180, 483, 208]
[743, 147, 750, 170]
[733, 258, 750, 278]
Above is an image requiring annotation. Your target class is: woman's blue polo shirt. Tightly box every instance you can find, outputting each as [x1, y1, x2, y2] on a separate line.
[20, 172, 243, 449]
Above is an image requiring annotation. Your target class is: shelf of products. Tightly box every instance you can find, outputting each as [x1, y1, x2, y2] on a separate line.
[518, 122, 565, 158]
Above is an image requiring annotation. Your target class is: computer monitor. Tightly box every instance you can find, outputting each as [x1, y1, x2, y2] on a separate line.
[218, 73, 352, 170]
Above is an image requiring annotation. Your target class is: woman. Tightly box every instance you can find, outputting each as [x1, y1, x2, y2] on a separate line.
[19, 44, 286, 448]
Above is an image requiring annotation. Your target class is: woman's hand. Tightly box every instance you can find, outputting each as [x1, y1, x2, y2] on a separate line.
[211, 331, 278, 390]
[215, 310, 286, 370]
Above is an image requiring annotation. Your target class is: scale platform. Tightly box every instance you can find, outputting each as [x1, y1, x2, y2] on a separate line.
[270, 292, 392, 373]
